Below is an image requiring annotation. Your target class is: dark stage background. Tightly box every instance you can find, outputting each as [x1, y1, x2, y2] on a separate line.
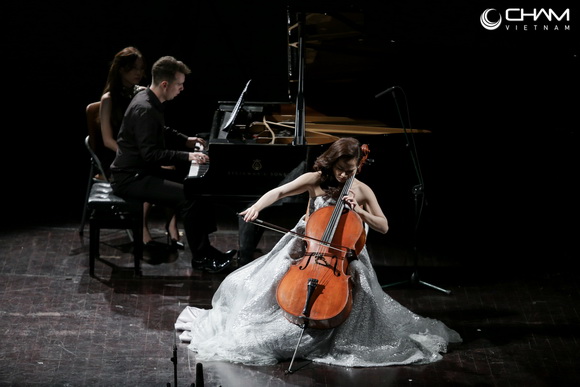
[2, 1, 577, 268]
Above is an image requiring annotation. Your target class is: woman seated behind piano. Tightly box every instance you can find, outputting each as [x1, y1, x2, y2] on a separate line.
[99, 46, 181, 248]
[175, 137, 461, 367]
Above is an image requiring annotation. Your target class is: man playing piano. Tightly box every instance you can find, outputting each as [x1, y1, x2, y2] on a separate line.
[110, 56, 236, 273]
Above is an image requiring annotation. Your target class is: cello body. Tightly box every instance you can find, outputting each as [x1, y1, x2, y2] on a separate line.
[276, 205, 366, 329]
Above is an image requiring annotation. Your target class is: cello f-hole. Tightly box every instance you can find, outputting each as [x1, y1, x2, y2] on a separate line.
[299, 254, 314, 270]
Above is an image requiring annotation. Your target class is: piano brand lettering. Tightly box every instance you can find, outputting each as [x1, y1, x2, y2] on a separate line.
[183, 142, 309, 200]
[480, 8, 571, 31]
[227, 171, 287, 177]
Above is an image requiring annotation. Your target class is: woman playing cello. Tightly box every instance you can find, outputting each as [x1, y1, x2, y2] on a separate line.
[175, 137, 461, 367]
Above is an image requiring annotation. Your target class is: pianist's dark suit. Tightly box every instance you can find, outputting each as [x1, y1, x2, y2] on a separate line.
[110, 88, 217, 260]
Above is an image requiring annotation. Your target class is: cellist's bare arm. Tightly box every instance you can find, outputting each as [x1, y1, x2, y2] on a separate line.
[241, 172, 320, 222]
[344, 182, 389, 234]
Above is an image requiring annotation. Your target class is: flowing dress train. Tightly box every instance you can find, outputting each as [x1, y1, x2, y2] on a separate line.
[175, 196, 461, 367]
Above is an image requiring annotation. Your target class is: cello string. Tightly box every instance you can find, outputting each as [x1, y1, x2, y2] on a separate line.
[317, 143, 367, 284]
[318, 192, 345, 279]
[317, 174, 356, 284]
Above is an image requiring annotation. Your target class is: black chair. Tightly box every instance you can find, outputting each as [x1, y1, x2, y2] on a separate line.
[87, 179, 143, 277]
[79, 102, 105, 236]
[80, 102, 143, 277]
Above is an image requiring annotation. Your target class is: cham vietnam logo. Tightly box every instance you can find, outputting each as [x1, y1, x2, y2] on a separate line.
[481, 8, 502, 30]
[480, 8, 571, 31]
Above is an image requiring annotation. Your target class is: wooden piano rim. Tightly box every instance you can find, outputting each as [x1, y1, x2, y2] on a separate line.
[305, 125, 431, 135]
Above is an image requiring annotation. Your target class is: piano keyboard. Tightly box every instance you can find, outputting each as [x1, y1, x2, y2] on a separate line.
[187, 161, 209, 178]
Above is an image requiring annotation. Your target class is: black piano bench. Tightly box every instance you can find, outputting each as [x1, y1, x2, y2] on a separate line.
[87, 182, 143, 277]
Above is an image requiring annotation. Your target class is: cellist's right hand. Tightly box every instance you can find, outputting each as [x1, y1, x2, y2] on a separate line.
[240, 206, 259, 223]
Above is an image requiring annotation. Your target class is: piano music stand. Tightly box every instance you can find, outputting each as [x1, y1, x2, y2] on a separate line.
[216, 79, 251, 141]
[376, 87, 450, 295]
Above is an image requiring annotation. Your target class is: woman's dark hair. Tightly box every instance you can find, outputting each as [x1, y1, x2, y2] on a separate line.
[101, 47, 146, 136]
[102, 46, 145, 97]
[313, 137, 362, 197]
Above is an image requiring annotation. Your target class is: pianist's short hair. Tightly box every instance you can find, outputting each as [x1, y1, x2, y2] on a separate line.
[151, 56, 191, 85]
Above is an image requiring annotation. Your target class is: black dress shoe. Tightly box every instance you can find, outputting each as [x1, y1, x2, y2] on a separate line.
[204, 249, 237, 273]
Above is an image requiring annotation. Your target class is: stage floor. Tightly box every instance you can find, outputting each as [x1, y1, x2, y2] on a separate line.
[1, 208, 579, 387]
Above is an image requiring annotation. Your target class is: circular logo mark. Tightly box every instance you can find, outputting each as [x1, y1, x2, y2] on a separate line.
[480, 8, 502, 30]
[252, 159, 263, 171]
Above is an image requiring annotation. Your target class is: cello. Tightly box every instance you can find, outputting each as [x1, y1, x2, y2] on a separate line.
[276, 144, 370, 330]
[241, 144, 371, 373]
[276, 144, 370, 372]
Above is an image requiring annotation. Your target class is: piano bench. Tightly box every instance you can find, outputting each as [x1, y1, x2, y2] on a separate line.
[87, 182, 143, 277]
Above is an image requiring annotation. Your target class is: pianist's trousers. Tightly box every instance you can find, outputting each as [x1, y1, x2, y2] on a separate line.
[237, 218, 265, 265]
[111, 171, 217, 259]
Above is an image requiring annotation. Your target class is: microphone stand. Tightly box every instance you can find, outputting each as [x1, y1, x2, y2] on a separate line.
[167, 328, 198, 387]
[167, 330, 178, 387]
[376, 87, 450, 294]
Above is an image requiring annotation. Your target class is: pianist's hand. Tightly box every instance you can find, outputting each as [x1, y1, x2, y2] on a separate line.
[186, 136, 207, 150]
[189, 152, 209, 164]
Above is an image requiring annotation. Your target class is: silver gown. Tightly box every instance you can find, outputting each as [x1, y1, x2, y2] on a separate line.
[175, 196, 461, 367]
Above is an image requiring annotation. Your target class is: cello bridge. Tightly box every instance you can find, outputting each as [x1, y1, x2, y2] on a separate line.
[313, 253, 341, 277]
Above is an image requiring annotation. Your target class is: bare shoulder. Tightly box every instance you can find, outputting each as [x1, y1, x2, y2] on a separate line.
[353, 179, 376, 199]
[287, 171, 321, 191]
[100, 92, 112, 103]
[353, 178, 371, 190]
[299, 171, 322, 184]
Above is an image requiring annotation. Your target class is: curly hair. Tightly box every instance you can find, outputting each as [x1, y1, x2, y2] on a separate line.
[312, 137, 362, 198]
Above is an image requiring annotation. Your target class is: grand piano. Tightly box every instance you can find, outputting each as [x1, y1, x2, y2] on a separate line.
[183, 8, 429, 204]
[182, 6, 432, 263]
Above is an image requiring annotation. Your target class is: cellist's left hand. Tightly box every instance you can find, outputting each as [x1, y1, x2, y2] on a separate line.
[343, 190, 360, 211]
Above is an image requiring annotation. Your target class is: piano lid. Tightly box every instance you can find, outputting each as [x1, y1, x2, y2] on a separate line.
[201, 5, 431, 144]
[286, 7, 425, 136]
